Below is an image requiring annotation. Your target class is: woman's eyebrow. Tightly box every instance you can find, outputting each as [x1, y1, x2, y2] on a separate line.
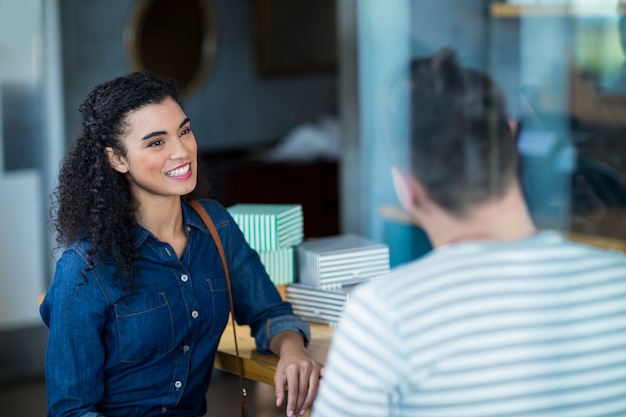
[141, 130, 166, 141]
[141, 118, 191, 141]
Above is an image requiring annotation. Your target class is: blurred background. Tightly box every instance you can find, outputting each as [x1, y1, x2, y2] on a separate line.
[1, 0, 626, 415]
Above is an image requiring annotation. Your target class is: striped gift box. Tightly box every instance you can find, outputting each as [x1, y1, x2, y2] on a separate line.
[296, 234, 390, 290]
[227, 204, 304, 251]
[258, 247, 295, 286]
[285, 283, 362, 327]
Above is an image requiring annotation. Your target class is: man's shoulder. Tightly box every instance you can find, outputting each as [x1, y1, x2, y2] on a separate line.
[359, 231, 626, 300]
[354, 258, 428, 301]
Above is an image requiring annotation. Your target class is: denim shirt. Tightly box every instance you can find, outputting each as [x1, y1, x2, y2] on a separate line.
[40, 199, 310, 417]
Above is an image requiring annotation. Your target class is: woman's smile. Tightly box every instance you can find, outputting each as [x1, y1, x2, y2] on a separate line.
[166, 163, 192, 179]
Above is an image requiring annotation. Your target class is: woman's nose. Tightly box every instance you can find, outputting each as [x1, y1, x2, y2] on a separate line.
[170, 137, 191, 159]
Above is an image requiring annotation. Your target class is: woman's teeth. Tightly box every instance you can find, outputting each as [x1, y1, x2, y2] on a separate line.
[166, 164, 190, 177]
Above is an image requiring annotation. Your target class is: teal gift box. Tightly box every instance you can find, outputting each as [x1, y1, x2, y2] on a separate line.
[227, 204, 304, 251]
[258, 247, 295, 286]
[228, 204, 304, 286]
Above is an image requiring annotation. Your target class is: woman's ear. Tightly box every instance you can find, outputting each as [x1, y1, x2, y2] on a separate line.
[105, 147, 129, 174]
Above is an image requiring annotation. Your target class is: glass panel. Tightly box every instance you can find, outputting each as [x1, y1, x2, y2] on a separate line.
[361, 0, 626, 259]
[491, 1, 626, 242]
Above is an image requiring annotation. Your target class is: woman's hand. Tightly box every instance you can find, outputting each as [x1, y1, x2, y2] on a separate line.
[270, 331, 324, 417]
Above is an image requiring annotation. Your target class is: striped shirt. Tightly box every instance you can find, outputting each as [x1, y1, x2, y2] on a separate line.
[311, 231, 626, 417]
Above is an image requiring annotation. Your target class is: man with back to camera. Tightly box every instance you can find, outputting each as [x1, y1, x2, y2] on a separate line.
[311, 48, 626, 417]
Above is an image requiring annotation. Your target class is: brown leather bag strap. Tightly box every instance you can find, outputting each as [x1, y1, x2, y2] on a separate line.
[189, 200, 248, 417]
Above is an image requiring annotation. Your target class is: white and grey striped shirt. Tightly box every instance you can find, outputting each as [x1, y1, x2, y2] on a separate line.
[312, 231, 626, 417]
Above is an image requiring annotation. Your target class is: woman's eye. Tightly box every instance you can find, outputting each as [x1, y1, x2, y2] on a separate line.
[180, 127, 191, 136]
[148, 139, 164, 147]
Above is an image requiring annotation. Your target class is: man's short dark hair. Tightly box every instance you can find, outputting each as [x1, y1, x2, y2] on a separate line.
[409, 48, 519, 217]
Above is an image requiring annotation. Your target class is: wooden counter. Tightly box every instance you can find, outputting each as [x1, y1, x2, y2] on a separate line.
[214, 321, 334, 386]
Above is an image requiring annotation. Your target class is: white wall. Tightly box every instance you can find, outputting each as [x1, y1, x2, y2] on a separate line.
[0, 0, 59, 331]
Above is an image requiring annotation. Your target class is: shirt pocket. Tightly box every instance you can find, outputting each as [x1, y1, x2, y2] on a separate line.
[114, 292, 175, 362]
[205, 275, 230, 338]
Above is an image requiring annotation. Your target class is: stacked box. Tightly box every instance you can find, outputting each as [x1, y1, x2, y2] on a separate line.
[227, 204, 303, 285]
[296, 234, 390, 290]
[258, 248, 294, 286]
[228, 204, 303, 251]
[287, 234, 390, 326]
[285, 283, 360, 327]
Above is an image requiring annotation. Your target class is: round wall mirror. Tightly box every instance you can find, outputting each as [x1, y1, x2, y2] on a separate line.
[125, 0, 218, 97]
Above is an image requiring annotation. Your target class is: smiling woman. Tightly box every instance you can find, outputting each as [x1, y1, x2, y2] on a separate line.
[40, 71, 322, 417]
[124, 0, 218, 97]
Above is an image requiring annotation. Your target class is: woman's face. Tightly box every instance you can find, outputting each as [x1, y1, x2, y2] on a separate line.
[105, 97, 198, 203]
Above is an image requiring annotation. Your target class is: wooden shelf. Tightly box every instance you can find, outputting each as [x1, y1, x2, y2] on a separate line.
[491, 3, 621, 18]
[563, 231, 626, 253]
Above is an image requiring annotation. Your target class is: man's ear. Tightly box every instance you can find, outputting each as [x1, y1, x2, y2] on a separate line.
[507, 117, 518, 138]
[105, 147, 129, 174]
[391, 166, 417, 212]
[391, 166, 430, 212]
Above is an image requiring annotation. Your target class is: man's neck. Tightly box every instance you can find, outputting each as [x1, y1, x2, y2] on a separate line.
[419, 184, 536, 248]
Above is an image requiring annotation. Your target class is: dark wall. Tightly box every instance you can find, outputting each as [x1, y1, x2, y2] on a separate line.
[60, 0, 337, 152]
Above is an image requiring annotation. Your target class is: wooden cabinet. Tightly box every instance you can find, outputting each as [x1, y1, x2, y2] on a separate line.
[201, 151, 339, 239]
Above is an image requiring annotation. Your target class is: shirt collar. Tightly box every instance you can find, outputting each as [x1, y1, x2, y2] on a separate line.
[130, 200, 211, 249]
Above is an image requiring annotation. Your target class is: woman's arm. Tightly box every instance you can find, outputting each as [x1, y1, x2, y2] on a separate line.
[40, 249, 109, 417]
[202, 201, 323, 415]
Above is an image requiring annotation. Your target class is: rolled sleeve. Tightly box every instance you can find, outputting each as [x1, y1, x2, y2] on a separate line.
[255, 314, 311, 354]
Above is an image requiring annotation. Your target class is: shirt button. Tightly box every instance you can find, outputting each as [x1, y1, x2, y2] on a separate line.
[186, 226, 191, 233]
[175, 380, 182, 390]
[191, 310, 199, 318]
[183, 345, 190, 353]
[181, 274, 189, 282]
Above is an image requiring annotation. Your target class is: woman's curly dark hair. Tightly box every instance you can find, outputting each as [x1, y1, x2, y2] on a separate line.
[51, 71, 206, 284]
